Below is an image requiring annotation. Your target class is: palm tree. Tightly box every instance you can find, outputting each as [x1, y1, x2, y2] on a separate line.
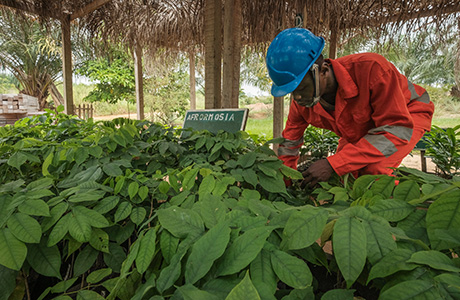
[0, 11, 62, 110]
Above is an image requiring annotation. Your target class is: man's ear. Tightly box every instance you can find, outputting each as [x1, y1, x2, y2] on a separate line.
[320, 62, 330, 75]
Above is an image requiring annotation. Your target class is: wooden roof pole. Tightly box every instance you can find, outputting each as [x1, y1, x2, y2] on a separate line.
[133, 45, 144, 120]
[71, 0, 112, 21]
[61, 13, 74, 115]
[204, 0, 222, 109]
[222, 0, 242, 108]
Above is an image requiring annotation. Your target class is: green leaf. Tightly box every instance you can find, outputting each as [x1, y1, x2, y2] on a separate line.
[114, 177, 125, 194]
[225, 271, 260, 300]
[27, 241, 62, 279]
[89, 228, 110, 253]
[7, 212, 42, 243]
[199, 175, 216, 196]
[197, 194, 228, 229]
[115, 201, 133, 223]
[68, 210, 92, 243]
[407, 250, 460, 272]
[74, 245, 99, 277]
[369, 175, 395, 198]
[68, 190, 106, 203]
[136, 229, 157, 274]
[18, 199, 50, 217]
[320, 289, 355, 300]
[364, 216, 397, 265]
[87, 268, 113, 284]
[185, 221, 231, 284]
[103, 243, 126, 273]
[156, 247, 188, 294]
[42, 151, 54, 176]
[183, 168, 200, 191]
[8, 151, 28, 170]
[138, 186, 149, 201]
[73, 206, 109, 228]
[157, 206, 204, 239]
[279, 164, 303, 180]
[367, 249, 417, 282]
[368, 199, 414, 222]
[50, 278, 78, 293]
[47, 213, 71, 246]
[130, 207, 147, 225]
[176, 284, 221, 300]
[250, 249, 277, 295]
[258, 173, 286, 194]
[41, 202, 68, 232]
[271, 249, 312, 289]
[332, 216, 367, 288]
[217, 226, 273, 276]
[77, 290, 105, 300]
[0, 228, 27, 270]
[0, 264, 17, 300]
[94, 196, 120, 214]
[160, 230, 179, 264]
[237, 152, 257, 168]
[158, 181, 170, 194]
[128, 181, 139, 199]
[426, 190, 460, 250]
[393, 180, 421, 202]
[103, 163, 123, 177]
[379, 280, 441, 300]
[257, 163, 277, 178]
[242, 169, 258, 188]
[283, 206, 328, 250]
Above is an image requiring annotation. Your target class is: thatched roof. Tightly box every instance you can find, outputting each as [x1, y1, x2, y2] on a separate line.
[1, 0, 459, 53]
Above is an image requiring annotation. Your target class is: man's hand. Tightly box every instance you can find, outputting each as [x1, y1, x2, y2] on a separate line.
[301, 159, 334, 188]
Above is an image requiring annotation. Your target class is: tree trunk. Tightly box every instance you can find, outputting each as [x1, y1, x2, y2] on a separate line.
[189, 50, 197, 110]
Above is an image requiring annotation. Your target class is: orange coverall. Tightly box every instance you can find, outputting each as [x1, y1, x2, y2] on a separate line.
[278, 53, 435, 177]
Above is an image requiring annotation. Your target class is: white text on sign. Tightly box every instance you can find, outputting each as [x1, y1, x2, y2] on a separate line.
[186, 113, 236, 122]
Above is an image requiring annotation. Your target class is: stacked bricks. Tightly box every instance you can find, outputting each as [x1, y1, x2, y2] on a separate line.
[0, 94, 40, 126]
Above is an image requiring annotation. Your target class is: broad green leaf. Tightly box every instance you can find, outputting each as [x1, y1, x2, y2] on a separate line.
[114, 177, 125, 194]
[89, 228, 110, 253]
[282, 288, 315, 300]
[226, 271, 260, 300]
[128, 181, 139, 199]
[426, 190, 460, 250]
[130, 207, 146, 225]
[94, 196, 120, 214]
[176, 284, 220, 300]
[197, 194, 227, 229]
[103, 163, 123, 177]
[369, 175, 395, 198]
[156, 247, 188, 294]
[199, 175, 216, 196]
[242, 169, 258, 188]
[74, 245, 99, 277]
[103, 243, 126, 273]
[41, 202, 68, 232]
[270, 249, 312, 289]
[138, 186, 149, 201]
[0, 228, 27, 270]
[237, 152, 257, 168]
[18, 199, 50, 216]
[50, 278, 78, 293]
[182, 168, 200, 191]
[257, 163, 277, 178]
[75, 147, 89, 165]
[87, 268, 112, 284]
[42, 151, 54, 176]
[68, 210, 92, 243]
[367, 249, 417, 282]
[157, 206, 204, 239]
[185, 221, 231, 284]
[0, 179, 25, 193]
[68, 190, 106, 203]
[212, 176, 236, 196]
[283, 206, 328, 250]
[435, 273, 460, 296]
[0, 263, 17, 300]
[73, 206, 109, 228]
[407, 250, 460, 272]
[77, 290, 105, 300]
[27, 241, 62, 279]
[379, 280, 441, 300]
[121, 237, 141, 275]
[7, 213, 41, 243]
[279, 164, 304, 180]
[160, 230, 179, 264]
[47, 213, 71, 246]
[350, 175, 379, 199]
[217, 226, 273, 276]
[250, 250, 277, 295]
[393, 180, 421, 202]
[115, 201, 133, 223]
[158, 181, 170, 195]
[136, 229, 157, 274]
[7, 151, 28, 170]
[258, 173, 286, 194]
[364, 216, 396, 265]
[368, 199, 414, 222]
[320, 289, 355, 300]
[332, 216, 367, 288]
[26, 178, 53, 191]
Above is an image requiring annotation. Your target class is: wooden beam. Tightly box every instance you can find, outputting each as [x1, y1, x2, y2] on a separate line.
[222, 0, 242, 108]
[204, 0, 222, 109]
[328, 18, 339, 59]
[133, 45, 144, 120]
[71, 0, 112, 20]
[61, 14, 74, 115]
[189, 50, 197, 110]
[273, 96, 284, 155]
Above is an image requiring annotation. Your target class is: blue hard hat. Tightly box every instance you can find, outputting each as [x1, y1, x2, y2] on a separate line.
[266, 28, 325, 97]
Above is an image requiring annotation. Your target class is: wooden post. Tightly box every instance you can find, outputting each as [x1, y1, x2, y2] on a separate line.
[222, 0, 242, 108]
[273, 96, 284, 154]
[134, 45, 144, 120]
[61, 14, 74, 115]
[189, 50, 197, 110]
[204, 0, 222, 109]
[328, 18, 339, 59]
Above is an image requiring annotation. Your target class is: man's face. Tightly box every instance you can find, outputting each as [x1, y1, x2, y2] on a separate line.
[291, 70, 316, 107]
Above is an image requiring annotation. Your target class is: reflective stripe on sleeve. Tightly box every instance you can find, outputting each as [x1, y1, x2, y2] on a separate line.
[364, 134, 398, 157]
[280, 137, 304, 148]
[408, 80, 430, 104]
[368, 125, 413, 141]
[278, 146, 300, 156]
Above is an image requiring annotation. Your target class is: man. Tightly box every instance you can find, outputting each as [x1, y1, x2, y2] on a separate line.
[266, 28, 434, 187]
